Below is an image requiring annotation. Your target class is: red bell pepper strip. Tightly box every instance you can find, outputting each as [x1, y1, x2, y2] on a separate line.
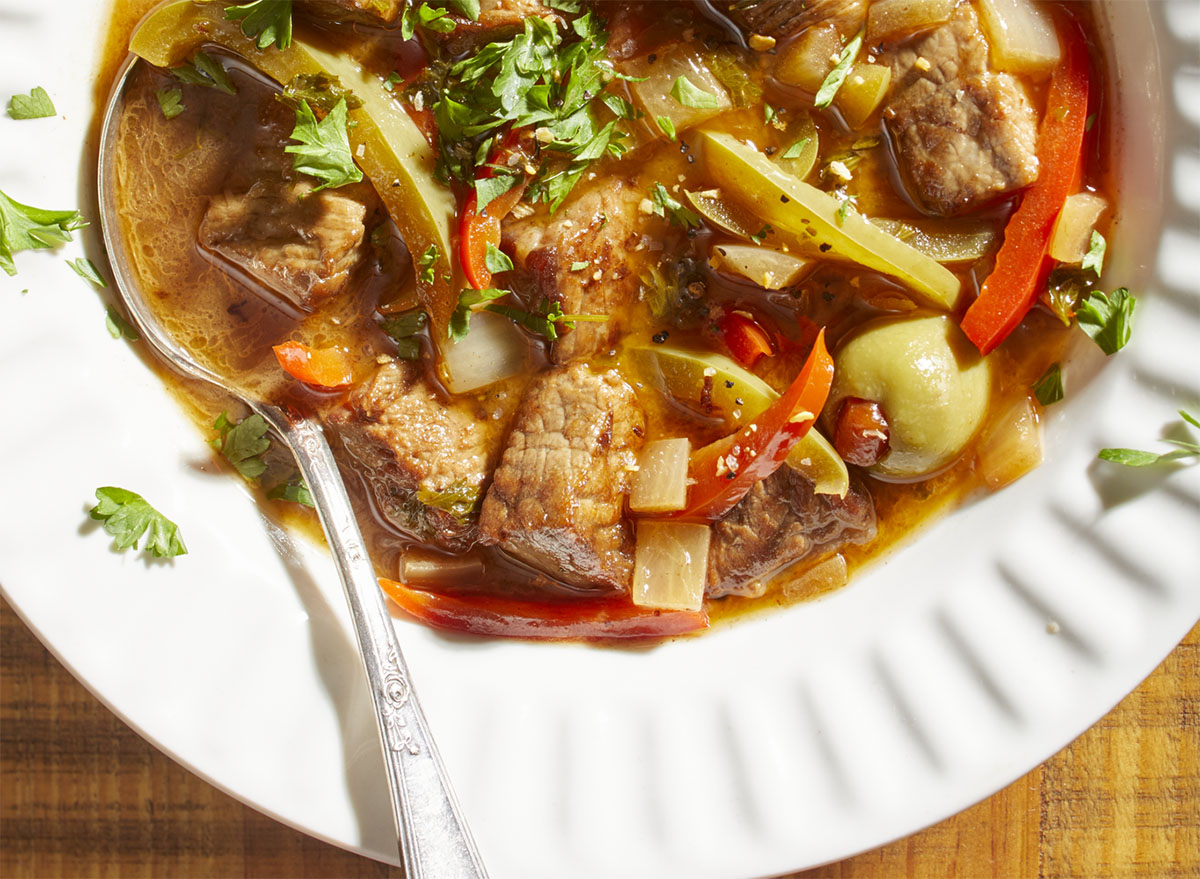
[719, 311, 775, 367]
[272, 341, 354, 390]
[960, 17, 1090, 355]
[680, 329, 834, 520]
[378, 579, 709, 640]
[459, 129, 529, 290]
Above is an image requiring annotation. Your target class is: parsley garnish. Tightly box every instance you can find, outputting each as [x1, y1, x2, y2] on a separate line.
[285, 98, 363, 192]
[211, 412, 271, 479]
[475, 172, 519, 215]
[278, 73, 362, 116]
[172, 51, 238, 95]
[1081, 230, 1106, 277]
[484, 242, 513, 273]
[105, 305, 140, 340]
[380, 310, 428, 359]
[815, 30, 864, 109]
[7, 86, 55, 120]
[1032, 363, 1064, 406]
[656, 115, 677, 141]
[782, 136, 810, 160]
[1077, 287, 1135, 355]
[569, 260, 590, 271]
[89, 487, 187, 559]
[417, 244, 441, 285]
[450, 287, 508, 341]
[0, 189, 86, 276]
[1099, 410, 1200, 467]
[401, 3, 457, 41]
[267, 474, 315, 507]
[763, 103, 777, 125]
[451, 288, 604, 341]
[670, 75, 720, 109]
[66, 257, 105, 288]
[417, 480, 481, 525]
[224, 0, 293, 50]
[156, 87, 185, 119]
[650, 183, 701, 230]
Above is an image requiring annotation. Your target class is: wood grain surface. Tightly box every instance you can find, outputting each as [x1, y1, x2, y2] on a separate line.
[2, 597, 1196, 879]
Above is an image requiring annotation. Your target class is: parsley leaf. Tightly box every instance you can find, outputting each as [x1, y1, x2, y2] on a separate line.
[1099, 410, 1200, 467]
[650, 183, 701, 230]
[278, 73, 362, 116]
[1081, 230, 1106, 277]
[445, 0, 480, 19]
[172, 51, 237, 95]
[156, 87, 185, 119]
[782, 136, 810, 160]
[417, 244, 441, 285]
[7, 86, 55, 120]
[450, 287, 508, 341]
[1032, 362, 1064, 406]
[268, 474, 315, 507]
[484, 242, 513, 273]
[224, 0, 293, 50]
[89, 487, 187, 559]
[285, 98, 363, 192]
[474, 172, 519, 215]
[380, 309, 428, 359]
[569, 260, 590, 271]
[105, 305, 140, 340]
[417, 480, 481, 525]
[1077, 287, 1135, 355]
[0, 189, 86, 276]
[66, 257, 105, 288]
[815, 29, 864, 109]
[655, 115, 677, 141]
[210, 412, 271, 480]
[670, 75, 720, 109]
[401, 2, 457, 41]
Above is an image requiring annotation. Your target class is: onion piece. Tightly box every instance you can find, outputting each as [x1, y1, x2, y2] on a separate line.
[714, 244, 814, 290]
[870, 217, 999, 263]
[684, 188, 765, 240]
[632, 521, 712, 612]
[626, 50, 732, 137]
[400, 549, 485, 583]
[867, 0, 957, 43]
[440, 309, 527, 394]
[630, 438, 691, 513]
[977, 0, 1062, 77]
[781, 553, 848, 601]
[1049, 192, 1108, 264]
[975, 394, 1043, 489]
[775, 22, 841, 93]
[835, 63, 892, 129]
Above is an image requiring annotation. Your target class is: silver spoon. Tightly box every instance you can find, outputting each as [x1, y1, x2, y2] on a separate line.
[97, 54, 488, 879]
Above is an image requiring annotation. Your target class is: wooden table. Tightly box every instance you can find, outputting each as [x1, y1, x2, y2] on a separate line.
[2, 597, 1195, 878]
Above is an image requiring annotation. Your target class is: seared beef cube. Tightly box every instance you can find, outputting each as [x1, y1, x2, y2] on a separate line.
[503, 177, 676, 364]
[329, 361, 500, 550]
[883, 4, 1039, 216]
[301, 0, 402, 26]
[438, 0, 556, 53]
[706, 467, 876, 598]
[199, 178, 375, 312]
[479, 363, 645, 592]
[722, 0, 866, 39]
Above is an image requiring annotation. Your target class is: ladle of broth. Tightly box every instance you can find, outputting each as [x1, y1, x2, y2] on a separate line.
[97, 54, 489, 879]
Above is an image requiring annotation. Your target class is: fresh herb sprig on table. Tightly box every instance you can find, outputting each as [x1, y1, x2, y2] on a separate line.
[1099, 410, 1200, 467]
[428, 11, 633, 211]
[89, 487, 187, 559]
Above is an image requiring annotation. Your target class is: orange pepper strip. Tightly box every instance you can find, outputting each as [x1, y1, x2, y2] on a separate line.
[960, 17, 1090, 355]
[272, 341, 354, 390]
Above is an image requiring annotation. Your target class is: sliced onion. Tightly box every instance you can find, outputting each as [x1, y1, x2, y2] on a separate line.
[714, 243, 814, 290]
[440, 309, 527, 394]
[631, 521, 712, 612]
[867, 0, 957, 43]
[870, 217, 999, 263]
[977, 0, 1062, 77]
[780, 553, 848, 600]
[627, 50, 732, 137]
[975, 394, 1043, 489]
[630, 438, 691, 513]
[1049, 192, 1108, 264]
[773, 113, 819, 182]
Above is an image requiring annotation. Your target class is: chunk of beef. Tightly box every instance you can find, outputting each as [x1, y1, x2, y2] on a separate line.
[503, 177, 676, 364]
[479, 363, 645, 592]
[722, 0, 866, 39]
[301, 0, 402, 26]
[706, 466, 876, 598]
[437, 0, 556, 54]
[199, 178, 376, 312]
[328, 360, 501, 550]
[883, 4, 1039, 216]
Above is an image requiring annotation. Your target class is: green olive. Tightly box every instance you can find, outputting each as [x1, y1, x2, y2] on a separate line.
[827, 314, 991, 479]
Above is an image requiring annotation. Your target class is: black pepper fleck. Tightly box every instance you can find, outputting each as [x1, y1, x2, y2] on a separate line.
[781, 195, 790, 203]
[648, 53, 657, 64]
[819, 243, 832, 252]
[764, 146, 777, 156]
[652, 330, 669, 343]
[724, 380, 734, 388]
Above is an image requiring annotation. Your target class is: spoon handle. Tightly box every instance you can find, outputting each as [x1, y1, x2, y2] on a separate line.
[258, 404, 489, 879]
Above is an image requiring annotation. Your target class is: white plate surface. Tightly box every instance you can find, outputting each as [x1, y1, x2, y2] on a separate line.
[2, 2, 1198, 876]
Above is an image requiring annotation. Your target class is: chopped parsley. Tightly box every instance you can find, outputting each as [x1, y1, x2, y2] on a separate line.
[401, 3, 457, 41]
[66, 257, 105, 288]
[569, 260, 590, 271]
[1077, 287, 1135, 355]
[417, 481, 481, 524]
[815, 30, 864, 109]
[474, 172, 520, 215]
[650, 183, 701, 230]
[1081, 230, 1106, 277]
[172, 51, 237, 95]
[285, 98, 363, 192]
[89, 487, 187, 559]
[451, 287, 605, 341]
[380, 310, 428, 360]
[1032, 363, 1064, 406]
[105, 305, 140, 341]
[656, 115, 677, 141]
[1099, 410, 1200, 467]
[155, 87, 185, 119]
[267, 474, 315, 507]
[7, 86, 55, 120]
[210, 411, 271, 480]
[670, 75, 720, 109]
[0, 189, 86, 276]
[278, 73, 362, 116]
[782, 136, 810, 160]
[224, 0, 293, 50]
[484, 242, 513, 273]
[417, 244, 441, 285]
[450, 287, 508, 341]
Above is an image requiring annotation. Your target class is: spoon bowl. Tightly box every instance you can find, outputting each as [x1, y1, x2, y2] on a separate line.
[97, 53, 488, 879]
